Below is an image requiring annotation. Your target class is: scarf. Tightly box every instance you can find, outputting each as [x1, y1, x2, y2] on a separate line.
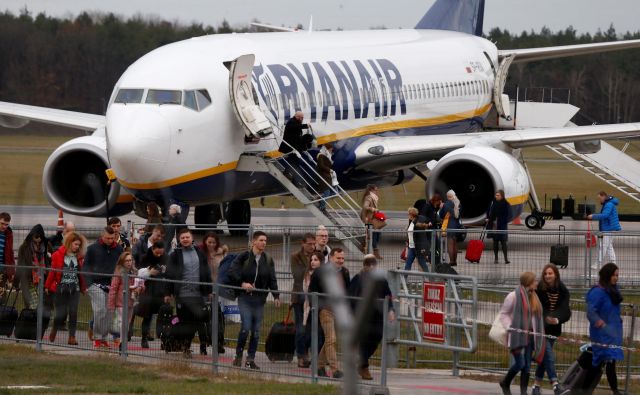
[318, 146, 333, 164]
[368, 192, 379, 207]
[510, 285, 546, 364]
[30, 242, 46, 285]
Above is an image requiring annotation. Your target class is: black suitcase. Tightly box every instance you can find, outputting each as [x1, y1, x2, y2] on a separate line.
[435, 262, 458, 276]
[265, 307, 296, 362]
[158, 303, 189, 353]
[561, 347, 603, 395]
[15, 308, 50, 340]
[202, 303, 225, 349]
[0, 289, 19, 337]
[550, 225, 569, 269]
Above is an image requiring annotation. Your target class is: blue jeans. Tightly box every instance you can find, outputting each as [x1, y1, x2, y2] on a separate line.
[372, 231, 381, 249]
[404, 247, 429, 272]
[292, 303, 306, 358]
[235, 296, 265, 360]
[535, 338, 558, 382]
[508, 341, 534, 377]
[318, 188, 335, 212]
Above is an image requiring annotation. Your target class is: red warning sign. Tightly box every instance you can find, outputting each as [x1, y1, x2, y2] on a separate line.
[423, 281, 445, 343]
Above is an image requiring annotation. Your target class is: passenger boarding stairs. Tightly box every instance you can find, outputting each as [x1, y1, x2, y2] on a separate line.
[546, 140, 640, 203]
[238, 148, 366, 252]
[227, 53, 365, 251]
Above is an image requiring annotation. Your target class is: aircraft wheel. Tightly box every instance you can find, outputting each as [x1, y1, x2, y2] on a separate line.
[539, 218, 546, 229]
[194, 204, 222, 230]
[225, 200, 251, 236]
[525, 214, 540, 230]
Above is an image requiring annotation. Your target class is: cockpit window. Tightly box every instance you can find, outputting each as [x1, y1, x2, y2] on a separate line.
[114, 88, 144, 104]
[183, 90, 198, 111]
[146, 89, 182, 105]
[195, 89, 212, 110]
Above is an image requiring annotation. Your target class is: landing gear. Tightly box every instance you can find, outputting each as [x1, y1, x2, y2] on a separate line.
[194, 204, 222, 229]
[525, 211, 546, 230]
[225, 200, 251, 236]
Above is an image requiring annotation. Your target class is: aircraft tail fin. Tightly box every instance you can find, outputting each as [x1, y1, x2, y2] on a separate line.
[415, 0, 485, 36]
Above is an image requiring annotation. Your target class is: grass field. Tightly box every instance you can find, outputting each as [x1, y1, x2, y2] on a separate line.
[0, 132, 638, 213]
[0, 344, 337, 395]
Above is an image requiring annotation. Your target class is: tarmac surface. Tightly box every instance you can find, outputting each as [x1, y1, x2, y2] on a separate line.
[3, 205, 640, 394]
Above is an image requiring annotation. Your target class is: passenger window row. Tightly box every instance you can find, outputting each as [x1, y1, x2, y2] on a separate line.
[263, 79, 491, 113]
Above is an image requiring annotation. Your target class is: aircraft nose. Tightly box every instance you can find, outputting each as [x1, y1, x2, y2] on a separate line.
[106, 107, 172, 185]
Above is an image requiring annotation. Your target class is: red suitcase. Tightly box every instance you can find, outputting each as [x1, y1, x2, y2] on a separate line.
[465, 239, 484, 263]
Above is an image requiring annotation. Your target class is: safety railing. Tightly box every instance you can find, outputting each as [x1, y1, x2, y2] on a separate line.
[369, 227, 640, 288]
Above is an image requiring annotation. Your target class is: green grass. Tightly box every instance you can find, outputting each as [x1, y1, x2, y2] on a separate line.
[0, 344, 338, 394]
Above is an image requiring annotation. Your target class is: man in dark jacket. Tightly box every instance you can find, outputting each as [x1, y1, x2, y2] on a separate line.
[348, 254, 395, 380]
[290, 233, 315, 367]
[279, 111, 310, 154]
[132, 225, 165, 265]
[0, 212, 15, 285]
[164, 228, 212, 357]
[228, 231, 280, 370]
[84, 226, 123, 347]
[308, 248, 349, 378]
[108, 217, 131, 250]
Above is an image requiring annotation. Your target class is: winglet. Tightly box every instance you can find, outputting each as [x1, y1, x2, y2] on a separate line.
[415, 0, 485, 36]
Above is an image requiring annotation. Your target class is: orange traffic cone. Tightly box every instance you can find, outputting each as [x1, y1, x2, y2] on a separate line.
[57, 210, 64, 230]
[511, 215, 522, 225]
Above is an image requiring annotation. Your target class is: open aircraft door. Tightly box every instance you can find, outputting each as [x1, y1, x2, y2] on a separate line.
[492, 54, 515, 120]
[228, 54, 274, 141]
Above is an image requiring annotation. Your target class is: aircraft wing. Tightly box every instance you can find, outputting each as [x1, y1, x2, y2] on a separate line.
[354, 123, 640, 171]
[499, 39, 640, 64]
[0, 101, 105, 131]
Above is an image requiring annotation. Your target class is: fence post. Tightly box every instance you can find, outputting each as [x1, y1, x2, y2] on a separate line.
[211, 284, 219, 375]
[121, 271, 129, 361]
[36, 265, 45, 352]
[584, 233, 590, 287]
[380, 299, 389, 389]
[367, 225, 373, 254]
[624, 304, 636, 394]
[430, 231, 436, 269]
[386, 271, 400, 369]
[311, 293, 319, 384]
[283, 227, 291, 264]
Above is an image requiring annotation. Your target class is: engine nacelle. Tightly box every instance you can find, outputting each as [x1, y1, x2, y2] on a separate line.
[426, 146, 529, 224]
[43, 135, 132, 217]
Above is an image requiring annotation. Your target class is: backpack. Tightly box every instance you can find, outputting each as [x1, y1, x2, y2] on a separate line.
[216, 252, 249, 301]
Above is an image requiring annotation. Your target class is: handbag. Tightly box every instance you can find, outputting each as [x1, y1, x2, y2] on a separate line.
[372, 211, 387, 230]
[400, 247, 407, 261]
[489, 314, 508, 346]
[586, 221, 597, 249]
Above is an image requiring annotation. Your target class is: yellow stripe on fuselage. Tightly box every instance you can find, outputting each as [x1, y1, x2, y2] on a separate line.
[506, 194, 529, 206]
[118, 104, 492, 190]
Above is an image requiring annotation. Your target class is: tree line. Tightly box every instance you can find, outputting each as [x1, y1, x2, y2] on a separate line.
[1, 10, 639, 124]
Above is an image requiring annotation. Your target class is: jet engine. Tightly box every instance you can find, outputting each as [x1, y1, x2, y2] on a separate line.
[43, 136, 132, 217]
[426, 146, 529, 224]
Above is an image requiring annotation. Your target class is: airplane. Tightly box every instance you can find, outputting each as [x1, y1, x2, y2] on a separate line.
[1, 0, 640, 233]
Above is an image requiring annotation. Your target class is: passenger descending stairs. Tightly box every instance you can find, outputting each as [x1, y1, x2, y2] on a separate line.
[237, 150, 366, 253]
[546, 140, 640, 203]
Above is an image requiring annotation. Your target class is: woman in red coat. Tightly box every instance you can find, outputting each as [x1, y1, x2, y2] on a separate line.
[45, 232, 87, 345]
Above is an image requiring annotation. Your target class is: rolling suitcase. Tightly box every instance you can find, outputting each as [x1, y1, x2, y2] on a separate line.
[265, 306, 296, 362]
[561, 347, 602, 394]
[465, 229, 485, 263]
[550, 225, 569, 269]
[0, 288, 19, 337]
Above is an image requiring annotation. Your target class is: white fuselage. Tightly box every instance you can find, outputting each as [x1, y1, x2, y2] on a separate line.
[105, 29, 498, 203]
